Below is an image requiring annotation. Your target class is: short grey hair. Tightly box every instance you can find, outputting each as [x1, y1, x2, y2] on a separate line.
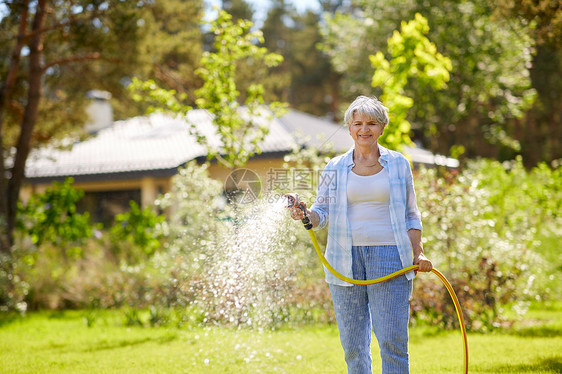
[344, 96, 389, 127]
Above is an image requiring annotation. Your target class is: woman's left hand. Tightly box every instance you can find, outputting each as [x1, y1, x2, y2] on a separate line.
[414, 253, 433, 273]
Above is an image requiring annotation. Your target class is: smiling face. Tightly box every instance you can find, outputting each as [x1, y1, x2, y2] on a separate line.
[348, 112, 385, 149]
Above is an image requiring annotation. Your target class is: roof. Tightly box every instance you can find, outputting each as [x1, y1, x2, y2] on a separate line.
[278, 110, 353, 152]
[277, 110, 458, 168]
[24, 108, 457, 182]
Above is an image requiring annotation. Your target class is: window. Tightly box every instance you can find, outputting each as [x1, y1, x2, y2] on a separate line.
[78, 189, 141, 226]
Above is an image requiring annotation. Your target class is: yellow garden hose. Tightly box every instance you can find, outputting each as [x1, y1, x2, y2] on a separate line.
[306, 228, 469, 373]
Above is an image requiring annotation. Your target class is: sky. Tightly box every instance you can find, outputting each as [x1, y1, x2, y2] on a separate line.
[248, 0, 321, 15]
[206, 0, 322, 26]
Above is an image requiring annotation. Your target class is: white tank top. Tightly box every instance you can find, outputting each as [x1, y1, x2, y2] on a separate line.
[347, 168, 396, 245]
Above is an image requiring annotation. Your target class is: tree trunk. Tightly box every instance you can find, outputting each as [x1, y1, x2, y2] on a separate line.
[530, 44, 562, 164]
[0, 0, 30, 253]
[6, 0, 47, 247]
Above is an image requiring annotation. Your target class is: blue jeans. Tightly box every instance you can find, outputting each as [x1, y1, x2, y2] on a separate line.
[329, 245, 412, 374]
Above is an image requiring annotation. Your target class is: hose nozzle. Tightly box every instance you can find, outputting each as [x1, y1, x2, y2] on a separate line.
[284, 193, 313, 230]
[284, 193, 301, 210]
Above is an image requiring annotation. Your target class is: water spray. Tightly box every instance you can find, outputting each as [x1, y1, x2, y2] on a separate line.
[284, 193, 469, 373]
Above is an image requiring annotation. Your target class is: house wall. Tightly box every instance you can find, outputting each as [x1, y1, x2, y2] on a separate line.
[207, 157, 286, 188]
[207, 156, 322, 201]
[20, 155, 303, 222]
[74, 177, 171, 208]
[21, 177, 171, 224]
[23, 178, 171, 201]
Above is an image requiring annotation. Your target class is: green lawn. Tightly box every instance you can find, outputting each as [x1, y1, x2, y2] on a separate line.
[1, 305, 561, 374]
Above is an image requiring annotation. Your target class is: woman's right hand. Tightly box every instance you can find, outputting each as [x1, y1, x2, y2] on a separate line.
[289, 201, 308, 221]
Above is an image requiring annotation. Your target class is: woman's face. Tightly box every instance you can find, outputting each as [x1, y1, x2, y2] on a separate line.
[348, 112, 384, 148]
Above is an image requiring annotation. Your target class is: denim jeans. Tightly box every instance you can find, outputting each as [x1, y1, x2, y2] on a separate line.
[329, 245, 413, 374]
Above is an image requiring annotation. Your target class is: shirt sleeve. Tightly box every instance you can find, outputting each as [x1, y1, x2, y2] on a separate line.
[310, 162, 332, 230]
[404, 161, 423, 231]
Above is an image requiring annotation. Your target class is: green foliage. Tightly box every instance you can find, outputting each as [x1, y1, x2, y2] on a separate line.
[3, 180, 167, 311]
[195, 9, 287, 168]
[129, 78, 191, 115]
[0, 178, 94, 312]
[260, 1, 336, 117]
[471, 157, 561, 234]
[126, 0, 203, 113]
[489, 2, 562, 165]
[319, 0, 537, 160]
[130, 9, 288, 169]
[150, 161, 232, 306]
[318, 7, 375, 98]
[492, 0, 562, 47]
[222, 0, 255, 22]
[16, 178, 93, 250]
[155, 161, 228, 254]
[4, 160, 559, 333]
[369, 13, 452, 149]
[109, 201, 165, 260]
[412, 159, 560, 331]
[1, 181, 84, 310]
[0, 0, 164, 148]
[4, 179, 95, 311]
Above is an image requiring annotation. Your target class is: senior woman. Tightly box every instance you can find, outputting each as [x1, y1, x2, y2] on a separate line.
[289, 96, 432, 374]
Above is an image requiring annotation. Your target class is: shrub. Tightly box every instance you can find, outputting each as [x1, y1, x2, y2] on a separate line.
[412, 159, 558, 331]
[4, 179, 166, 312]
[108, 201, 165, 263]
[16, 178, 93, 254]
[1, 179, 95, 312]
[149, 161, 229, 303]
[147, 160, 335, 328]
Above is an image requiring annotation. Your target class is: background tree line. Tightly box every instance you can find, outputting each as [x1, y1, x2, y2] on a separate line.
[1, 0, 560, 250]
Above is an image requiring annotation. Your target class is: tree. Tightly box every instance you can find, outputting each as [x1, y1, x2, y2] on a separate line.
[201, 0, 254, 57]
[319, 0, 537, 161]
[195, 9, 288, 168]
[261, 1, 337, 118]
[115, 0, 204, 117]
[491, 0, 562, 165]
[16, 178, 93, 250]
[260, 0, 293, 103]
[132, 9, 287, 169]
[221, 0, 254, 22]
[0, 0, 203, 251]
[493, 0, 562, 47]
[370, 13, 452, 150]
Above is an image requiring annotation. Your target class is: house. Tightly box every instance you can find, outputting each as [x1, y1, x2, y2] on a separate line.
[23, 101, 458, 223]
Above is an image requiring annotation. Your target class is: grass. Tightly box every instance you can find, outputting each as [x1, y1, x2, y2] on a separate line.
[1, 304, 561, 374]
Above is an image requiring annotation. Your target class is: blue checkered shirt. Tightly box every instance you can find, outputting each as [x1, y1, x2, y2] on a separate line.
[310, 145, 423, 286]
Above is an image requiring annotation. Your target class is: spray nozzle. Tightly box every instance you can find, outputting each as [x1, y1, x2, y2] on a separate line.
[284, 193, 301, 210]
[283, 193, 313, 230]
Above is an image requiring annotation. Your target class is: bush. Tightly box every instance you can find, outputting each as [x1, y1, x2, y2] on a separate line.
[3, 179, 167, 312]
[16, 178, 93, 254]
[412, 159, 559, 331]
[1, 179, 95, 312]
[147, 161, 334, 327]
[108, 201, 165, 263]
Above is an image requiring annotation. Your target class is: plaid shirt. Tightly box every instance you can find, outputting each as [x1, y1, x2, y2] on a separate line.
[311, 145, 423, 286]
